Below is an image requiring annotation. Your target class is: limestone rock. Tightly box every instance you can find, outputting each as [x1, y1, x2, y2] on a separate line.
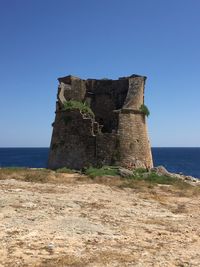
[0, 175, 200, 266]
[151, 165, 170, 176]
[118, 167, 133, 178]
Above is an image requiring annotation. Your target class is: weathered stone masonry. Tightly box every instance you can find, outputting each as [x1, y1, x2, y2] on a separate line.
[48, 74, 153, 170]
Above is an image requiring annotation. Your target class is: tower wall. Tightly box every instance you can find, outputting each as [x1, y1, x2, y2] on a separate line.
[48, 74, 153, 170]
[118, 113, 153, 169]
[118, 76, 153, 169]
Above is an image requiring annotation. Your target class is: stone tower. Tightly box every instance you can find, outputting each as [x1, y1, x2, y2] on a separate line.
[48, 74, 153, 170]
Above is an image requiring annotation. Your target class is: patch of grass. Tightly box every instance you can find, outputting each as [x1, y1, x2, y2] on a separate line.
[139, 104, 150, 117]
[84, 166, 119, 178]
[132, 168, 147, 176]
[0, 167, 28, 178]
[0, 168, 51, 183]
[0, 167, 199, 196]
[0, 167, 27, 171]
[39, 248, 137, 267]
[56, 167, 75, 174]
[36, 168, 51, 172]
[121, 170, 199, 194]
[63, 100, 94, 118]
[143, 172, 177, 184]
[24, 171, 48, 183]
[0, 168, 87, 185]
[83, 166, 199, 192]
[131, 171, 186, 185]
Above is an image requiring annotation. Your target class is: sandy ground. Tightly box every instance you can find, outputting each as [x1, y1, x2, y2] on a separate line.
[0, 173, 200, 267]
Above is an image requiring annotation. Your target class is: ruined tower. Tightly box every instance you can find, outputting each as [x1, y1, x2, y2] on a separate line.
[48, 74, 153, 170]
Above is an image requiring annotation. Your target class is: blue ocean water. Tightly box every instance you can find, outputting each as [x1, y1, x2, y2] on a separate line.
[0, 147, 200, 178]
[0, 148, 49, 168]
[152, 147, 200, 178]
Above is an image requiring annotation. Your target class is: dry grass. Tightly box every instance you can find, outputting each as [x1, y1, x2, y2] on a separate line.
[1, 168, 200, 267]
[0, 168, 199, 198]
[38, 254, 89, 267]
[0, 168, 50, 183]
[38, 249, 137, 267]
[0, 168, 88, 185]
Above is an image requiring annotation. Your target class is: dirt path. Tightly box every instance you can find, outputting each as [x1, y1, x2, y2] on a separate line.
[0, 176, 200, 267]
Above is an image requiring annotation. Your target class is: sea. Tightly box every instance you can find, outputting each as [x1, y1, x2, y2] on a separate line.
[0, 147, 200, 179]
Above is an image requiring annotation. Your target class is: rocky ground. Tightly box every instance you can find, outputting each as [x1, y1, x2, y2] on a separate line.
[0, 170, 200, 267]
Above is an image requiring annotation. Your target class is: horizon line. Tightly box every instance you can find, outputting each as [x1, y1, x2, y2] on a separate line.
[0, 146, 200, 149]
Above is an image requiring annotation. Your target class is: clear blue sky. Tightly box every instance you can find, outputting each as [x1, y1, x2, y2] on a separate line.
[0, 0, 200, 147]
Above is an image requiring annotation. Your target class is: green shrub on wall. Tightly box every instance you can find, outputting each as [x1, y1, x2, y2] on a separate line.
[139, 104, 150, 117]
[63, 100, 94, 118]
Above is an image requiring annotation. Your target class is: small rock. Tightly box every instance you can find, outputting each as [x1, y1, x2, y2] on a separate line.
[151, 166, 170, 176]
[118, 168, 133, 178]
[46, 242, 55, 253]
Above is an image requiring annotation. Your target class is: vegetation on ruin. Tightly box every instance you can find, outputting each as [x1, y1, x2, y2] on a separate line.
[56, 167, 75, 173]
[139, 104, 150, 117]
[0, 168, 199, 196]
[63, 100, 94, 118]
[84, 166, 196, 189]
[131, 170, 180, 185]
[84, 166, 119, 178]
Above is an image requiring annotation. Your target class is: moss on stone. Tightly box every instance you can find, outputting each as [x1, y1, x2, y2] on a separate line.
[63, 100, 94, 118]
[139, 104, 150, 117]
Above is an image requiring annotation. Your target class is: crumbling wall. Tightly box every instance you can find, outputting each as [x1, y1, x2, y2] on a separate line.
[48, 75, 153, 170]
[48, 110, 96, 169]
